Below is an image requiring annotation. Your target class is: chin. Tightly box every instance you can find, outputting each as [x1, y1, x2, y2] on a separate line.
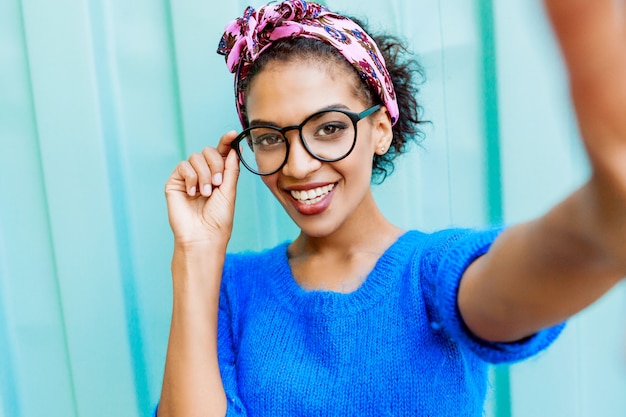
[286, 210, 341, 239]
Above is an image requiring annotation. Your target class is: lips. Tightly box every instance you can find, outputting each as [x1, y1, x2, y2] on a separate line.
[290, 183, 335, 205]
[286, 183, 336, 215]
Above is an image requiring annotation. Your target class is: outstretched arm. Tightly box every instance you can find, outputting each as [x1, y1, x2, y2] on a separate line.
[458, 0, 626, 342]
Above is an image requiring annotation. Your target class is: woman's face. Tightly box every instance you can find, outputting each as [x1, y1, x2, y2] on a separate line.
[245, 59, 392, 238]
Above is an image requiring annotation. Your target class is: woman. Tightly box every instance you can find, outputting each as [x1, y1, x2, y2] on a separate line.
[156, 0, 626, 415]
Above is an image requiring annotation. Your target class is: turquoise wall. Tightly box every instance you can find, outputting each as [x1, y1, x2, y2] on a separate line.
[1, 0, 625, 416]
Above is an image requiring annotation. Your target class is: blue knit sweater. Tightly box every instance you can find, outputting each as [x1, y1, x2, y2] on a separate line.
[156, 228, 564, 416]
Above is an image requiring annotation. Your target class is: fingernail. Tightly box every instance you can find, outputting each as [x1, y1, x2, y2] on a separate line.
[213, 173, 223, 185]
[203, 184, 212, 196]
[189, 186, 196, 197]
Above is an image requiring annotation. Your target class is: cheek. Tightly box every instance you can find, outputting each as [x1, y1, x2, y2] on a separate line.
[261, 175, 277, 191]
[350, 133, 377, 169]
[335, 146, 375, 183]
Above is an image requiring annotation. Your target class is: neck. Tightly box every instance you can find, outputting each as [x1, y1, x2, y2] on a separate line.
[290, 191, 403, 258]
[287, 191, 404, 293]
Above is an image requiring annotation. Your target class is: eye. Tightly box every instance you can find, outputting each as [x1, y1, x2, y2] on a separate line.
[315, 122, 349, 138]
[252, 132, 285, 147]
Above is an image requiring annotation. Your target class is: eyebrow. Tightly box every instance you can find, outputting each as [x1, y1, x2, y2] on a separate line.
[248, 103, 350, 128]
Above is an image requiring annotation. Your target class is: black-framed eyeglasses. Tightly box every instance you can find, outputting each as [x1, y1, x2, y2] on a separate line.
[231, 104, 382, 176]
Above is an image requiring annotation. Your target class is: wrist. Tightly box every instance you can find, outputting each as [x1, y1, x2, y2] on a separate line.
[171, 241, 228, 300]
[173, 237, 229, 254]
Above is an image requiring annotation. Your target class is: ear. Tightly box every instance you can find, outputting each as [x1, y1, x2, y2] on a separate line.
[372, 107, 394, 156]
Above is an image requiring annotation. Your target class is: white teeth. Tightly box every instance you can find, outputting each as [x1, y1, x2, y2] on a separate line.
[290, 184, 335, 204]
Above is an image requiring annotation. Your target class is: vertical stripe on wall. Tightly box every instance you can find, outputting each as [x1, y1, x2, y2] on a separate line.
[18, 0, 141, 413]
[477, 0, 503, 226]
[1, 0, 78, 415]
[84, 0, 150, 412]
[476, 1, 510, 415]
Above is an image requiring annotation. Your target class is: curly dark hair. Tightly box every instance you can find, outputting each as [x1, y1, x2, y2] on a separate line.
[240, 16, 426, 184]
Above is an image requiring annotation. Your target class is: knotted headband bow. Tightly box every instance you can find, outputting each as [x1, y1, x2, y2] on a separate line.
[217, 0, 399, 127]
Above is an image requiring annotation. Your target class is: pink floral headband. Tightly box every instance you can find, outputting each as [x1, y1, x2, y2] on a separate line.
[217, 0, 399, 127]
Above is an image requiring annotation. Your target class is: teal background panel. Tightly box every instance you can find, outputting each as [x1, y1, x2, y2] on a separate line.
[1, 0, 626, 416]
[14, 0, 141, 415]
[0, 0, 77, 415]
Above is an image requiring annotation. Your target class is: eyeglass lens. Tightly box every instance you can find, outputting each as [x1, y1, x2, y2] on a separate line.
[237, 111, 356, 175]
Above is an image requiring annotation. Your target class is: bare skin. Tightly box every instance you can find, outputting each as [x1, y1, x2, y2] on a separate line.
[157, 1, 626, 415]
[287, 190, 403, 293]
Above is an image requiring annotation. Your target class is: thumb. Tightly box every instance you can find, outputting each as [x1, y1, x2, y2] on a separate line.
[217, 130, 239, 157]
[221, 148, 241, 196]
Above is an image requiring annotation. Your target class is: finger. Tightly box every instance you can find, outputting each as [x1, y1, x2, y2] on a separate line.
[202, 146, 225, 187]
[216, 130, 240, 157]
[620, 0, 626, 35]
[545, 0, 626, 146]
[175, 160, 199, 197]
[188, 152, 213, 197]
[221, 148, 241, 197]
[615, 0, 626, 35]
[545, 0, 625, 85]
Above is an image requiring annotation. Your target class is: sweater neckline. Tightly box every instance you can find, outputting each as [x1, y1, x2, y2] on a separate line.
[268, 230, 421, 317]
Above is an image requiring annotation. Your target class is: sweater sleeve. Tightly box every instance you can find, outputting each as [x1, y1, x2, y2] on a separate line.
[418, 227, 565, 364]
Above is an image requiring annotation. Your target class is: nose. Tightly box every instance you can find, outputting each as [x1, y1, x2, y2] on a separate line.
[281, 131, 322, 179]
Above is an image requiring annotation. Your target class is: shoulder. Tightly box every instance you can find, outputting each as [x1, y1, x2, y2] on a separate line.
[225, 241, 289, 270]
[415, 227, 503, 272]
[408, 227, 503, 319]
[222, 241, 290, 294]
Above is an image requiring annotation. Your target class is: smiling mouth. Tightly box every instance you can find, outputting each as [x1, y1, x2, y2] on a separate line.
[290, 184, 335, 205]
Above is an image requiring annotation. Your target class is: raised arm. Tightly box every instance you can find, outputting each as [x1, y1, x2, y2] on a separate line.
[458, 0, 626, 342]
[157, 132, 239, 417]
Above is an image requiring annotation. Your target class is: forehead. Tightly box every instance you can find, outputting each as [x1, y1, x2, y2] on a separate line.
[245, 59, 364, 124]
